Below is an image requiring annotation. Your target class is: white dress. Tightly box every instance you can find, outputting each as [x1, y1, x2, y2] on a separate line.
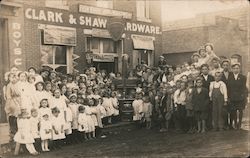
[132, 99, 143, 121]
[96, 104, 107, 119]
[34, 91, 51, 109]
[102, 97, 114, 116]
[78, 106, 95, 132]
[39, 107, 52, 120]
[111, 97, 119, 116]
[40, 120, 52, 140]
[64, 107, 73, 135]
[51, 115, 65, 140]
[14, 118, 34, 144]
[51, 96, 67, 120]
[30, 116, 40, 139]
[89, 107, 98, 127]
[68, 103, 79, 130]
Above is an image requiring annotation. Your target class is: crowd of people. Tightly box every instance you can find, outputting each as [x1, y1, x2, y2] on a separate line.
[3, 43, 248, 156]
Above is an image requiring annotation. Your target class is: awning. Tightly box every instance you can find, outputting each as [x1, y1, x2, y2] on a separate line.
[131, 34, 155, 50]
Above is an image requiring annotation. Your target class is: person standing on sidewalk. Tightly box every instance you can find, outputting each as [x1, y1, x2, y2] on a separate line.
[209, 72, 228, 131]
[227, 63, 248, 130]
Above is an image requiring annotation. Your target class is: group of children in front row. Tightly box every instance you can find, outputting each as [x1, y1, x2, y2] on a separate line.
[12, 86, 119, 156]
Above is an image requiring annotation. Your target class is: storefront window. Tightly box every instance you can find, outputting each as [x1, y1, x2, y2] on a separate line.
[41, 45, 68, 74]
[87, 37, 118, 54]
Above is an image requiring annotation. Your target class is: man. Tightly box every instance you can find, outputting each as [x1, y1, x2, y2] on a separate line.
[200, 64, 214, 130]
[158, 56, 167, 70]
[227, 63, 247, 130]
[221, 59, 231, 129]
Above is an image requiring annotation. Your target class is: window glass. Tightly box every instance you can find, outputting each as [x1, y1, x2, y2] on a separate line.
[91, 38, 99, 50]
[55, 46, 67, 64]
[103, 39, 115, 53]
[136, 0, 146, 18]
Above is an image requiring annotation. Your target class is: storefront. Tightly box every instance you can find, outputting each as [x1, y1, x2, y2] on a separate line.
[22, 4, 161, 74]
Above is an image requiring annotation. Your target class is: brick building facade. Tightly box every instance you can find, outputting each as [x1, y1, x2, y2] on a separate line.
[162, 7, 249, 74]
[0, 0, 162, 122]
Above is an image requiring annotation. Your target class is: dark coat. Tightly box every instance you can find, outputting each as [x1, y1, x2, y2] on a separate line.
[192, 88, 209, 112]
[201, 74, 214, 91]
[221, 71, 232, 87]
[227, 73, 247, 102]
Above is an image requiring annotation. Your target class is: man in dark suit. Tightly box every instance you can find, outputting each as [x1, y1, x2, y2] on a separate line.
[200, 64, 214, 130]
[220, 59, 231, 129]
[227, 63, 248, 130]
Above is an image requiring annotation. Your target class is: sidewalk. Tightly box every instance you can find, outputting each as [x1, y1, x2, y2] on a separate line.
[0, 123, 9, 145]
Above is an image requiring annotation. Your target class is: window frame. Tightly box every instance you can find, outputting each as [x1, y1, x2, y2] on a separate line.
[136, 0, 152, 23]
[45, 0, 69, 10]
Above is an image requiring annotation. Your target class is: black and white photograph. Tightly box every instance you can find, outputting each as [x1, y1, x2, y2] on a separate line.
[0, 0, 249, 157]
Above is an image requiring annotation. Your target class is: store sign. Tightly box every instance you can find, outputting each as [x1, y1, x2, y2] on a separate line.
[87, 53, 114, 62]
[24, 7, 161, 35]
[79, 4, 132, 19]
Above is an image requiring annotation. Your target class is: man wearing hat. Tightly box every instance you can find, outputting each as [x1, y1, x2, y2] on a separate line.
[158, 55, 167, 70]
[227, 63, 248, 130]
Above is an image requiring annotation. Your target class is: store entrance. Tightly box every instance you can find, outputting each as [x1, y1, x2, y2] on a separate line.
[94, 62, 116, 74]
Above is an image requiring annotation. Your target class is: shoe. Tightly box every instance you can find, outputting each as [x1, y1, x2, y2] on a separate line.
[45, 149, 50, 152]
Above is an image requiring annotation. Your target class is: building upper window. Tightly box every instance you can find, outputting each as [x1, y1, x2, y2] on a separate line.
[136, 0, 151, 22]
[96, 0, 113, 9]
[45, 0, 69, 10]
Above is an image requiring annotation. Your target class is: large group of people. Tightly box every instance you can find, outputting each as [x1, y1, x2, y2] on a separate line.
[3, 43, 248, 156]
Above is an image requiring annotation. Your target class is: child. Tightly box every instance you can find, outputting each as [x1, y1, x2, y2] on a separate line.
[141, 96, 153, 129]
[4, 73, 21, 142]
[64, 102, 73, 143]
[39, 99, 51, 120]
[30, 108, 40, 151]
[68, 94, 80, 143]
[40, 114, 52, 151]
[132, 92, 143, 122]
[185, 80, 195, 133]
[51, 89, 67, 122]
[51, 107, 65, 149]
[78, 105, 95, 140]
[102, 92, 114, 124]
[14, 109, 39, 156]
[209, 72, 228, 131]
[192, 78, 209, 133]
[111, 91, 119, 123]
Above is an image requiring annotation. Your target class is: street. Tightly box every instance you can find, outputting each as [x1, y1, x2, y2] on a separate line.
[4, 127, 249, 158]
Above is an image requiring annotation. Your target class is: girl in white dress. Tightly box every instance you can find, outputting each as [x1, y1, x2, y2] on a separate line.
[14, 109, 39, 156]
[34, 82, 50, 109]
[102, 92, 114, 124]
[64, 103, 73, 142]
[39, 99, 51, 120]
[16, 72, 35, 115]
[40, 114, 52, 152]
[51, 89, 67, 122]
[68, 94, 80, 143]
[51, 107, 65, 149]
[132, 93, 143, 121]
[78, 105, 95, 140]
[30, 108, 40, 151]
[111, 92, 120, 123]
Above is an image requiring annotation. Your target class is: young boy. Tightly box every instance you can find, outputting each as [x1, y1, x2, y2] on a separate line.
[209, 72, 228, 131]
[192, 77, 209, 133]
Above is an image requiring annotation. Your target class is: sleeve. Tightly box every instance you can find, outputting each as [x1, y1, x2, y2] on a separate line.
[173, 90, 178, 104]
[222, 82, 228, 102]
[209, 82, 213, 99]
[5, 84, 11, 100]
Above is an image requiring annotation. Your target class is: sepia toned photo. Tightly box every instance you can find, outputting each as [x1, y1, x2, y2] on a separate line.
[0, 0, 249, 157]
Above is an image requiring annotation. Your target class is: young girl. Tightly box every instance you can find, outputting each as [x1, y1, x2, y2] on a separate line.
[51, 89, 67, 122]
[51, 107, 65, 149]
[68, 94, 80, 143]
[34, 82, 50, 109]
[192, 78, 209, 133]
[78, 105, 95, 140]
[40, 114, 52, 151]
[64, 101, 73, 143]
[30, 108, 40, 151]
[132, 92, 143, 122]
[111, 91, 119, 123]
[102, 92, 114, 124]
[14, 109, 39, 156]
[4, 73, 21, 142]
[141, 96, 153, 129]
[39, 99, 51, 120]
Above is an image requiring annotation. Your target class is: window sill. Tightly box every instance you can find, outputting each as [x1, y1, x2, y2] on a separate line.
[136, 17, 152, 23]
